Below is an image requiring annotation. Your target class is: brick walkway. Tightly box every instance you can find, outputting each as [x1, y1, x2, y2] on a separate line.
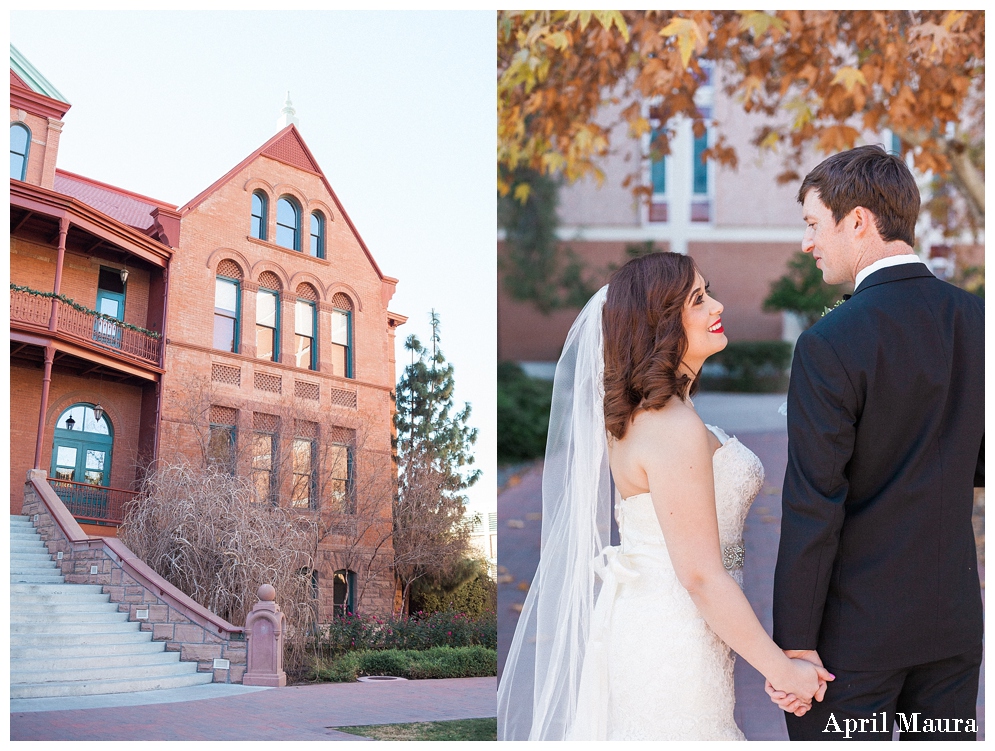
[497, 416, 984, 740]
[9, 677, 496, 741]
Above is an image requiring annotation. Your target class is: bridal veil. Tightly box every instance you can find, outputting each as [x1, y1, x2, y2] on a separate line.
[497, 286, 613, 740]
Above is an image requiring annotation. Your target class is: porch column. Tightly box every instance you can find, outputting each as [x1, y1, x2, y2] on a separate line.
[48, 215, 70, 332]
[33, 345, 56, 470]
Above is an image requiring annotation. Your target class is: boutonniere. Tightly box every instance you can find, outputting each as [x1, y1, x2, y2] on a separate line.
[822, 297, 848, 317]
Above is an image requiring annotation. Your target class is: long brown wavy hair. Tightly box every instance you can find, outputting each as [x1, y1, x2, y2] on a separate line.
[603, 252, 700, 440]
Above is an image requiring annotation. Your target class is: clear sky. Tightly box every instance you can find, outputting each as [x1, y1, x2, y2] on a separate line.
[10, 10, 497, 516]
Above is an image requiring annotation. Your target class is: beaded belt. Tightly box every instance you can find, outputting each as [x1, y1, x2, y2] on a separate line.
[723, 542, 745, 571]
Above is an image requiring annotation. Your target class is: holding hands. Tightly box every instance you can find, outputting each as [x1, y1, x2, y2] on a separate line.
[765, 650, 833, 717]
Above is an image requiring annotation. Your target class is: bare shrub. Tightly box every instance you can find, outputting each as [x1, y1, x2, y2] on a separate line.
[119, 460, 320, 675]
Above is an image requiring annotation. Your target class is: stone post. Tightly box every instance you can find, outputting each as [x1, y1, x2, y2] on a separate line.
[242, 583, 287, 687]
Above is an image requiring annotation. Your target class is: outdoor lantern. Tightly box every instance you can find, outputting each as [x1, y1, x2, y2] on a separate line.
[65, 415, 76, 430]
[119, 267, 129, 284]
[93, 404, 104, 422]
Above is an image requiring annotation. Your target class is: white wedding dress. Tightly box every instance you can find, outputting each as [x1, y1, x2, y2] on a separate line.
[571, 424, 764, 740]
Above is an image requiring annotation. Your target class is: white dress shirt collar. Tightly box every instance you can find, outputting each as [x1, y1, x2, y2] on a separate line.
[854, 254, 924, 292]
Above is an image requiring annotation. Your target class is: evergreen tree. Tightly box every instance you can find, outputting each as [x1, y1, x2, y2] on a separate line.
[393, 311, 480, 613]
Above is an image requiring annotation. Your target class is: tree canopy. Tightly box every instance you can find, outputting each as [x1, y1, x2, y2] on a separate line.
[498, 10, 984, 235]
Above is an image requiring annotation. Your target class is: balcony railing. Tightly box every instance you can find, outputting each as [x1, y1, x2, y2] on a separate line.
[48, 477, 138, 526]
[10, 288, 161, 367]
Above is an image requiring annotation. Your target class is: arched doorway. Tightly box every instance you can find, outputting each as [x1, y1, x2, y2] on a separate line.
[50, 404, 114, 519]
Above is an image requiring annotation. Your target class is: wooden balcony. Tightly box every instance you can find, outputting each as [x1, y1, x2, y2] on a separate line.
[10, 288, 162, 368]
[48, 477, 138, 526]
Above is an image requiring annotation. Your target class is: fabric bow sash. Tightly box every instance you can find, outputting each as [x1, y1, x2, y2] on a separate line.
[567, 545, 641, 740]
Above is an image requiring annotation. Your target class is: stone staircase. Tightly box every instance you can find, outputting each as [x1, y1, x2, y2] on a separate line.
[10, 515, 215, 698]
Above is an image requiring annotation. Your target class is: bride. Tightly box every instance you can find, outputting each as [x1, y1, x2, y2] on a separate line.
[497, 252, 832, 740]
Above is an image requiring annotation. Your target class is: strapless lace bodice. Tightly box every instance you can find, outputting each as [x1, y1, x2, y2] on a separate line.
[617, 424, 764, 584]
[569, 424, 765, 741]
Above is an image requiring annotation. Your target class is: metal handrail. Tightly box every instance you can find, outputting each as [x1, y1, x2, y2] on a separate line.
[47, 477, 139, 525]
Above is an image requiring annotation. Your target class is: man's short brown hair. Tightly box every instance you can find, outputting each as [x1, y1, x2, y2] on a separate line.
[798, 144, 920, 246]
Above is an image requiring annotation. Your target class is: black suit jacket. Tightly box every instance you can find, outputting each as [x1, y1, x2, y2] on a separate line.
[772, 263, 984, 672]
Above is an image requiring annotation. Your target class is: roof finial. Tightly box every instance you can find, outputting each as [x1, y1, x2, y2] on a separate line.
[277, 91, 299, 130]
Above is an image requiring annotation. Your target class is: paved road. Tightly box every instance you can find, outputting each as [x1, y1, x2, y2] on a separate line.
[9, 677, 497, 741]
[497, 393, 984, 740]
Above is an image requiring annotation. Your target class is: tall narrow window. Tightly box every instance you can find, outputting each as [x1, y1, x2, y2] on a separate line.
[256, 288, 279, 361]
[309, 212, 325, 258]
[276, 197, 301, 250]
[331, 293, 353, 378]
[333, 569, 357, 617]
[208, 406, 237, 476]
[329, 442, 355, 513]
[10, 123, 30, 181]
[214, 277, 240, 352]
[331, 309, 352, 378]
[692, 125, 709, 196]
[291, 437, 315, 509]
[650, 129, 667, 195]
[690, 121, 711, 223]
[647, 125, 668, 223]
[295, 299, 316, 370]
[251, 191, 268, 240]
[252, 432, 276, 504]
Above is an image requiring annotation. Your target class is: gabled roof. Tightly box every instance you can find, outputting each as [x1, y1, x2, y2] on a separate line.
[10, 45, 71, 121]
[10, 44, 69, 103]
[55, 169, 177, 232]
[179, 125, 384, 279]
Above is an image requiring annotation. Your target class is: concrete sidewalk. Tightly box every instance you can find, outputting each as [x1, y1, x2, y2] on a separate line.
[9, 676, 497, 741]
[497, 393, 984, 740]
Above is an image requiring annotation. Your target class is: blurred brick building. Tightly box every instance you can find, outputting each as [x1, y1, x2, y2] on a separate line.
[498, 68, 982, 369]
[10, 46, 403, 618]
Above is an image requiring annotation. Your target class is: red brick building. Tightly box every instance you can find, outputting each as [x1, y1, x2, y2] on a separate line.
[10, 46, 402, 619]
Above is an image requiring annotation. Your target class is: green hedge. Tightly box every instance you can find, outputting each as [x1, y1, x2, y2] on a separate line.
[315, 645, 497, 682]
[320, 610, 496, 656]
[700, 341, 792, 393]
[497, 362, 553, 463]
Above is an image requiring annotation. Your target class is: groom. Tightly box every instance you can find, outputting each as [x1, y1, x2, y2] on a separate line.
[770, 145, 984, 740]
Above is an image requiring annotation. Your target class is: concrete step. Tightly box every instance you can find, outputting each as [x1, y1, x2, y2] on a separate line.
[11, 618, 137, 635]
[11, 630, 155, 648]
[11, 610, 130, 624]
[12, 649, 182, 672]
[9, 551, 59, 563]
[10, 583, 106, 596]
[9, 671, 214, 699]
[11, 640, 167, 660]
[12, 659, 200, 686]
[14, 602, 121, 616]
[10, 573, 65, 584]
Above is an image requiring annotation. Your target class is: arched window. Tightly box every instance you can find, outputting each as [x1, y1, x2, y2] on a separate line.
[256, 271, 282, 363]
[214, 274, 241, 353]
[10, 123, 30, 181]
[295, 283, 318, 370]
[333, 569, 357, 617]
[251, 191, 268, 240]
[309, 212, 325, 258]
[51, 404, 113, 487]
[276, 196, 301, 251]
[331, 293, 353, 378]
